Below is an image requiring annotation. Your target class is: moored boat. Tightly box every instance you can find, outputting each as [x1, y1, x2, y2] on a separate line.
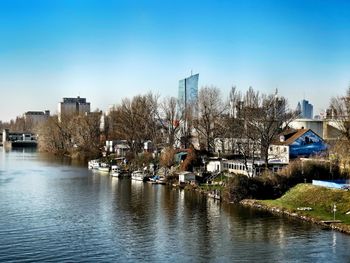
[98, 162, 110, 172]
[88, 159, 100, 169]
[131, 170, 147, 181]
[156, 176, 166, 185]
[110, 165, 121, 177]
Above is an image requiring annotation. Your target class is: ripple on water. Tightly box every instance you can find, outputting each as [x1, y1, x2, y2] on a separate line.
[1, 150, 350, 262]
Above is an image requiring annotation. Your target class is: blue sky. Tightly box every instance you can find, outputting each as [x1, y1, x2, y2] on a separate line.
[1, 0, 350, 121]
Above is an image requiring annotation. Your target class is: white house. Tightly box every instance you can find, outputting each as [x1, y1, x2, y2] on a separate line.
[222, 159, 265, 177]
[206, 158, 222, 173]
[178, 171, 196, 183]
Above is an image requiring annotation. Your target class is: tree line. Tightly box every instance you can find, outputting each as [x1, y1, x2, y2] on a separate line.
[24, 86, 296, 163]
[3, 86, 350, 166]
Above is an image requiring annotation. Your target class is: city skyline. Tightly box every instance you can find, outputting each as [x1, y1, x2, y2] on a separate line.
[1, 0, 350, 121]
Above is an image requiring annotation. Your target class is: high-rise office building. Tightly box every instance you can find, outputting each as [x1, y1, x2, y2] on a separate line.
[297, 99, 313, 119]
[177, 73, 199, 148]
[58, 96, 91, 120]
[178, 73, 199, 111]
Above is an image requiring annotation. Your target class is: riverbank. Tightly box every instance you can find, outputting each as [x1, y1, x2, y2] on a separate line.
[240, 184, 350, 234]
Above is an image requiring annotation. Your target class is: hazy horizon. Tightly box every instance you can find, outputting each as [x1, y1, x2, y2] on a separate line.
[1, 0, 350, 122]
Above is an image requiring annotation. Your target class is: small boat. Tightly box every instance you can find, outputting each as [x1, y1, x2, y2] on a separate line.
[88, 159, 100, 169]
[98, 162, 110, 173]
[148, 176, 158, 184]
[110, 165, 121, 177]
[131, 170, 147, 181]
[156, 176, 166, 185]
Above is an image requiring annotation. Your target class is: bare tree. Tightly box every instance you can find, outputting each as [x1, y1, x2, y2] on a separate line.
[330, 87, 350, 141]
[37, 112, 102, 158]
[156, 96, 183, 147]
[109, 93, 160, 155]
[195, 86, 228, 152]
[329, 87, 350, 170]
[69, 112, 102, 156]
[37, 115, 71, 154]
[224, 87, 261, 172]
[224, 87, 296, 170]
[244, 89, 296, 165]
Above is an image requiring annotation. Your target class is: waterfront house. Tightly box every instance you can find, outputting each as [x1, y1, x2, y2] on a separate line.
[115, 141, 130, 157]
[206, 158, 264, 177]
[268, 128, 328, 167]
[222, 159, 265, 177]
[178, 171, 196, 184]
[206, 158, 222, 173]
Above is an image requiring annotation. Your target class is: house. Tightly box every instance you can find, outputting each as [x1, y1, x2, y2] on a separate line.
[213, 137, 261, 157]
[206, 158, 264, 177]
[268, 128, 328, 165]
[222, 159, 265, 177]
[178, 171, 196, 183]
[289, 118, 342, 142]
[104, 140, 130, 156]
[114, 140, 130, 157]
[206, 158, 222, 173]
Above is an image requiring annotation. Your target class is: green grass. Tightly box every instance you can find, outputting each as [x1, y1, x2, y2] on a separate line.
[261, 184, 350, 225]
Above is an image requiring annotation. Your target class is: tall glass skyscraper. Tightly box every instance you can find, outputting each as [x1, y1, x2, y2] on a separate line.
[297, 99, 313, 119]
[178, 73, 199, 110]
[177, 73, 199, 148]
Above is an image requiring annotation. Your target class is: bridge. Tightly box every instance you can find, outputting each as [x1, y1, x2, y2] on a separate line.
[2, 129, 37, 148]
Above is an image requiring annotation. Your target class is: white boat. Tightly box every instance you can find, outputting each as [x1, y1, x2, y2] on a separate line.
[156, 176, 166, 185]
[98, 162, 110, 172]
[110, 165, 121, 177]
[131, 170, 147, 181]
[88, 159, 100, 169]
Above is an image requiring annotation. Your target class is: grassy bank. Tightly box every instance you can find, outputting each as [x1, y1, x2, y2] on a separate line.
[241, 184, 350, 233]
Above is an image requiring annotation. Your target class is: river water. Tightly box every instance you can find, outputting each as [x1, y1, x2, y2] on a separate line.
[0, 148, 349, 262]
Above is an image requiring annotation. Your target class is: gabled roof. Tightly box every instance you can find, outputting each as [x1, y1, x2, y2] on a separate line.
[272, 128, 315, 146]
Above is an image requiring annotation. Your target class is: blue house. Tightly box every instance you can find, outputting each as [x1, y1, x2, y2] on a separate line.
[269, 129, 328, 165]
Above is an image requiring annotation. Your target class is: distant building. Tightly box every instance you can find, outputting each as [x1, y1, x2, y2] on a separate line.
[297, 99, 313, 119]
[178, 73, 199, 112]
[289, 119, 342, 142]
[177, 73, 199, 148]
[24, 110, 50, 126]
[58, 96, 91, 120]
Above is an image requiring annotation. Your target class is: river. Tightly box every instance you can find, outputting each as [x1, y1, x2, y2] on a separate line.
[0, 148, 349, 262]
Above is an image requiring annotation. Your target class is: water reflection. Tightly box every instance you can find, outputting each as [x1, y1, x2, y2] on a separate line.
[0, 149, 350, 262]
